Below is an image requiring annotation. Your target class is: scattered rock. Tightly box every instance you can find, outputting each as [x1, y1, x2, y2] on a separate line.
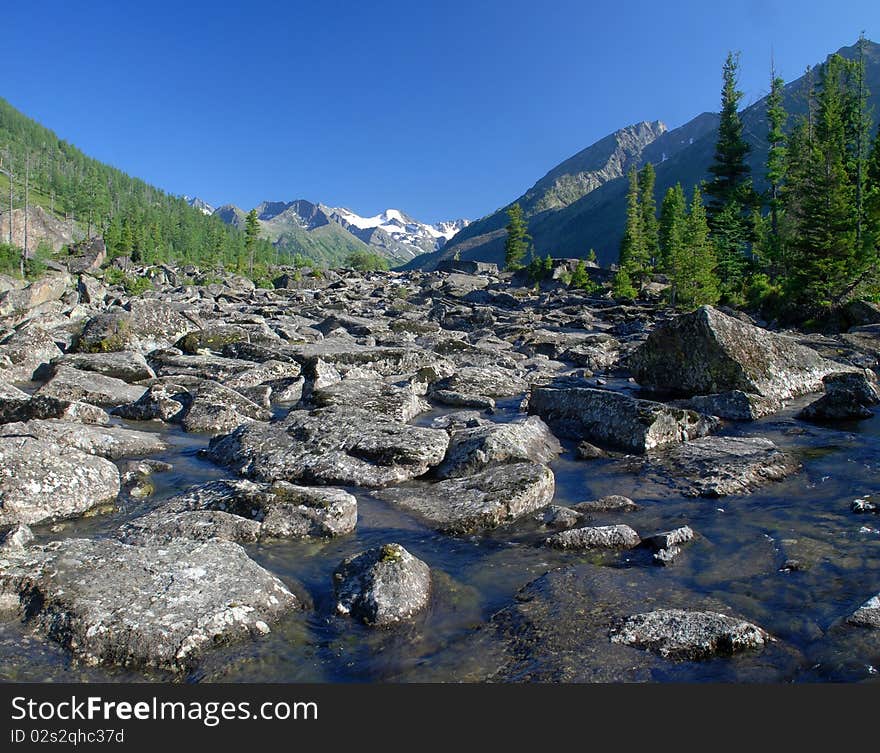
[0, 419, 168, 460]
[333, 543, 431, 627]
[35, 366, 146, 408]
[545, 524, 641, 551]
[683, 391, 781, 421]
[798, 370, 880, 421]
[847, 595, 880, 629]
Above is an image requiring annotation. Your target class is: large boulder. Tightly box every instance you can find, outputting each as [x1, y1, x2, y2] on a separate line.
[310, 378, 430, 422]
[0, 393, 109, 425]
[48, 351, 156, 383]
[798, 370, 880, 421]
[0, 436, 120, 525]
[333, 543, 431, 627]
[0, 274, 70, 318]
[34, 366, 147, 408]
[118, 478, 357, 545]
[206, 406, 450, 487]
[0, 537, 299, 672]
[610, 609, 771, 660]
[629, 305, 849, 400]
[436, 416, 562, 478]
[0, 420, 168, 460]
[629, 436, 800, 497]
[375, 461, 555, 534]
[76, 301, 194, 354]
[0, 326, 63, 381]
[528, 385, 715, 453]
[62, 237, 106, 274]
[545, 524, 641, 551]
[180, 380, 271, 435]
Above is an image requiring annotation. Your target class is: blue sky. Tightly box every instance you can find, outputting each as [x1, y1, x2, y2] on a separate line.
[2, 1, 877, 222]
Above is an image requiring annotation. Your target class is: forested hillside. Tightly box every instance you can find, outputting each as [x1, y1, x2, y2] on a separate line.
[0, 97, 277, 273]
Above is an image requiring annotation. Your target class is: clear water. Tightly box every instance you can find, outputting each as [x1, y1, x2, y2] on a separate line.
[1, 397, 879, 683]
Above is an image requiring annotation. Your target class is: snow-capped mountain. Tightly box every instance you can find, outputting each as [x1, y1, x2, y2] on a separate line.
[211, 197, 469, 265]
[329, 207, 470, 259]
[184, 196, 215, 215]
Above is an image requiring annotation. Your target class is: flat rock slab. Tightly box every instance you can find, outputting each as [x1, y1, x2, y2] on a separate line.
[0, 420, 168, 460]
[0, 395, 109, 425]
[629, 436, 800, 497]
[847, 595, 880, 629]
[443, 564, 796, 682]
[629, 305, 849, 400]
[437, 416, 562, 479]
[610, 609, 771, 660]
[0, 327, 63, 381]
[310, 379, 430, 422]
[529, 385, 715, 453]
[431, 366, 529, 398]
[334, 543, 431, 627]
[35, 366, 147, 408]
[545, 524, 641, 550]
[375, 461, 555, 534]
[207, 406, 449, 487]
[119, 478, 357, 545]
[0, 538, 299, 672]
[683, 391, 781, 421]
[48, 351, 156, 383]
[0, 435, 120, 526]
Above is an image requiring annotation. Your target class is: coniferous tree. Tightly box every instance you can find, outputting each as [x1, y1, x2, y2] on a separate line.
[705, 52, 757, 300]
[618, 167, 648, 284]
[764, 69, 788, 277]
[658, 183, 687, 281]
[611, 266, 637, 300]
[678, 186, 720, 308]
[639, 163, 660, 268]
[866, 123, 880, 258]
[503, 203, 531, 271]
[245, 208, 260, 275]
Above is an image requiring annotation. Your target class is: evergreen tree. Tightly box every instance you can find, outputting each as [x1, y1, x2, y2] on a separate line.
[639, 162, 660, 268]
[503, 203, 531, 270]
[245, 208, 260, 275]
[658, 184, 687, 281]
[678, 186, 720, 308]
[611, 266, 637, 300]
[705, 52, 757, 299]
[618, 167, 648, 284]
[866, 123, 880, 258]
[764, 69, 788, 277]
[569, 259, 592, 290]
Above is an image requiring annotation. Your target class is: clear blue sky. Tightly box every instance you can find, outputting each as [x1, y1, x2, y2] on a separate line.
[2, 1, 877, 222]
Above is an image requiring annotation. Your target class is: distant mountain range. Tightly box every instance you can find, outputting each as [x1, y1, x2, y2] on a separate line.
[192, 197, 468, 266]
[408, 38, 880, 270]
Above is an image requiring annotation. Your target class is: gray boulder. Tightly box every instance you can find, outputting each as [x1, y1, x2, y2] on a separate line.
[431, 366, 528, 398]
[528, 385, 715, 453]
[207, 406, 449, 487]
[629, 305, 849, 400]
[546, 524, 641, 551]
[333, 543, 431, 627]
[0, 523, 34, 553]
[375, 461, 555, 534]
[311, 378, 430, 422]
[0, 274, 69, 318]
[436, 416, 562, 478]
[631, 436, 800, 497]
[0, 326, 63, 381]
[798, 370, 880, 421]
[0, 436, 119, 525]
[35, 366, 146, 408]
[112, 381, 191, 422]
[49, 351, 156, 383]
[0, 419, 168, 460]
[847, 594, 880, 629]
[0, 537, 299, 671]
[180, 380, 272, 435]
[0, 394, 109, 425]
[610, 609, 771, 660]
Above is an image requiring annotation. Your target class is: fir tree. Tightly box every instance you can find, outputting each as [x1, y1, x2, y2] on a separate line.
[764, 69, 788, 277]
[618, 167, 648, 284]
[245, 208, 260, 276]
[658, 184, 687, 282]
[678, 186, 720, 308]
[639, 162, 659, 268]
[503, 203, 531, 271]
[705, 51, 757, 299]
[611, 266, 637, 300]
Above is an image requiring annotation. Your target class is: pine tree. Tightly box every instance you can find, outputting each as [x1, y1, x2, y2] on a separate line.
[866, 123, 880, 259]
[245, 208, 260, 276]
[658, 184, 687, 282]
[639, 162, 659, 268]
[764, 69, 788, 277]
[705, 51, 757, 300]
[503, 203, 531, 271]
[618, 167, 648, 284]
[678, 186, 720, 308]
[569, 259, 593, 290]
[612, 266, 637, 300]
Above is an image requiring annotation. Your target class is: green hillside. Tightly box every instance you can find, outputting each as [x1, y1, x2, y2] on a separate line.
[0, 97, 276, 273]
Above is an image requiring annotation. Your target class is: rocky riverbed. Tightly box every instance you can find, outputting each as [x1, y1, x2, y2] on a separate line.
[0, 262, 879, 682]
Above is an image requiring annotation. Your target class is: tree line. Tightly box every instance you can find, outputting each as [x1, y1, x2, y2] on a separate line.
[0, 97, 278, 278]
[615, 38, 880, 316]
